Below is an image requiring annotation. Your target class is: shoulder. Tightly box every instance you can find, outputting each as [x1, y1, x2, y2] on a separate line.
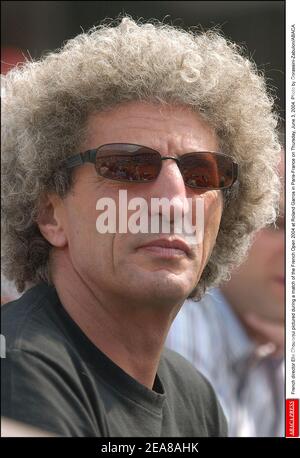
[160, 346, 215, 395]
[2, 282, 64, 353]
[1, 283, 102, 436]
[159, 347, 228, 436]
[1, 282, 75, 372]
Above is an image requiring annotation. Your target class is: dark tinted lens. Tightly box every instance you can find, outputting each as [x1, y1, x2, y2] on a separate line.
[180, 153, 235, 189]
[95, 145, 161, 182]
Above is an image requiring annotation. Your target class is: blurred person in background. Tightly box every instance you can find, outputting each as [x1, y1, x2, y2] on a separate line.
[1, 17, 281, 437]
[167, 155, 285, 437]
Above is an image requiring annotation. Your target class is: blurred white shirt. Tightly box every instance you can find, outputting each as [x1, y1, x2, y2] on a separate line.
[166, 289, 284, 437]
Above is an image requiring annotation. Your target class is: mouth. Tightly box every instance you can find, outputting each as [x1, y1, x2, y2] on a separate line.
[136, 237, 193, 259]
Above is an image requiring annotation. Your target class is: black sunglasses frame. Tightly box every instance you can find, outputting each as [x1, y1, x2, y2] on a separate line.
[64, 143, 239, 190]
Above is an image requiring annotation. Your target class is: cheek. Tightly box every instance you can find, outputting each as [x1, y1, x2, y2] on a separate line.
[182, 191, 222, 281]
[67, 215, 116, 284]
[67, 200, 98, 238]
[64, 195, 112, 262]
[204, 191, 223, 236]
[200, 191, 223, 259]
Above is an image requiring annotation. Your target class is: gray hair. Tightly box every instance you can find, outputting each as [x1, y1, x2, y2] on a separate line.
[1, 17, 281, 297]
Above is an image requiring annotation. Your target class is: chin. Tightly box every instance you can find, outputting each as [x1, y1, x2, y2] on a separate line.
[142, 271, 194, 305]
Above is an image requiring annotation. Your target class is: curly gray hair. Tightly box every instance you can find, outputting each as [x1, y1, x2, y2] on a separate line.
[1, 17, 281, 296]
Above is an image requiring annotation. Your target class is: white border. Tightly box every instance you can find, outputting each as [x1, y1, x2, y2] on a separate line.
[286, 0, 300, 425]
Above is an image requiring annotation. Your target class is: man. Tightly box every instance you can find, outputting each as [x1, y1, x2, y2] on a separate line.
[167, 158, 284, 436]
[1, 17, 281, 437]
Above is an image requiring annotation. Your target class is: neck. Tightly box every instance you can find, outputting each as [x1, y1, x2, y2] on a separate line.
[50, 251, 181, 389]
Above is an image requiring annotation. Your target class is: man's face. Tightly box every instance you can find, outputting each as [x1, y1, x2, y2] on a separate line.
[55, 102, 223, 308]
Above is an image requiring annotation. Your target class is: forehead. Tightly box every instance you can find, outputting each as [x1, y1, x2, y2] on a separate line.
[82, 101, 219, 153]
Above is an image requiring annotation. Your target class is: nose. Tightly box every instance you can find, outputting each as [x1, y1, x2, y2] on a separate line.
[152, 157, 187, 200]
[147, 158, 189, 226]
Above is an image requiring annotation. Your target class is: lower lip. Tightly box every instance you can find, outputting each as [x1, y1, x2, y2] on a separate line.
[137, 246, 187, 258]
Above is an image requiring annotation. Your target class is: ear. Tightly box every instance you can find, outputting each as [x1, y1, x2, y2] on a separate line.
[37, 194, 68, 248]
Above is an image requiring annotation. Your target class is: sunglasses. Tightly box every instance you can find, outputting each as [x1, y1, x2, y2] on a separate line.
[65, 143, 238, 190]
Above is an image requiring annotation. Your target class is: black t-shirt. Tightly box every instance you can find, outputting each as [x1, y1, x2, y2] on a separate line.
[1, 283, 227, 437]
